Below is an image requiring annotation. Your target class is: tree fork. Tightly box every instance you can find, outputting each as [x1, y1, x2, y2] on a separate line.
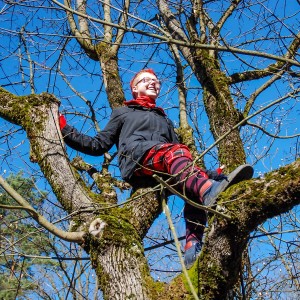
[189, 159, 300, 299]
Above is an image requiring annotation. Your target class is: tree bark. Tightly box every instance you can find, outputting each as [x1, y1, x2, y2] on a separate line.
[0, 88, 162, 299]
[96, 43, 125, 108]
[1, 86, 300, 299]
[157, 0, 246, 169]
[0, 89, 95, 215]
[163, 159, 300, 299]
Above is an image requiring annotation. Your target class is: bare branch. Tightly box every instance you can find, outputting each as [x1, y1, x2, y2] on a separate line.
[246, 121, 300, 139]
[229, 31, 300, 84]
[214, 0, 242, 38]
[52, 0, 300, 67]
[19, 26, 35, 94]
[243, 69, 285, 116]
[63, 0, 97, 59]
[0, 175, 85, 243]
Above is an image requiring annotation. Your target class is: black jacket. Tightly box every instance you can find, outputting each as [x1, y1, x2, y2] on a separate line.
[62, 105, 179, 184]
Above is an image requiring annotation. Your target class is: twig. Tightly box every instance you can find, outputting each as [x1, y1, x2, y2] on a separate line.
[153, 174, 231, 220]
[161, 192, 200, 300]
[0, 175, 85, 243]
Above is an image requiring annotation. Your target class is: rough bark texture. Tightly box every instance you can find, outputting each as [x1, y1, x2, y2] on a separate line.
[1, 85, 300, 300]
[0, 89, 95, 216]
[199, 54, 246, 169]
[0, 88, 162, 299]
[96, 42, 125, 108]
[89, 243, 162, 300]
[162, 160, 300, 299]
[197, 160, 300, 299]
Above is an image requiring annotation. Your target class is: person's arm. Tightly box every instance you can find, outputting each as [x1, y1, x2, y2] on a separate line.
[59, 110, 123, 156]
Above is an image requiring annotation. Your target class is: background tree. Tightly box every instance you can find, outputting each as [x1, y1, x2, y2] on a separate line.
[0, 172, 101, 300]
[0, 0, 300, 299]
[0, 172, 52, 299]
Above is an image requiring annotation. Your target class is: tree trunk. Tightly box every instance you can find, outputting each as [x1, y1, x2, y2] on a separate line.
[96, 42, 125, 108]
[92, 245, 152, 300]
[170, 159, 300, 299]
[190, 51, 246, 169]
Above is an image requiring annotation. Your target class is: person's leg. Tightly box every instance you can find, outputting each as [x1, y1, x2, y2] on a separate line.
[168, 156, 254, 207]
[135, 144, 209, 267]
[183, 203, 207, 269]
[137, 143, 254, 206]
[136, 143, 254, 268]
[164, 148, 254, 268]
[201, 164, 254, 206]
[168, 156, 212, 202]
[165, 154, 211, 268]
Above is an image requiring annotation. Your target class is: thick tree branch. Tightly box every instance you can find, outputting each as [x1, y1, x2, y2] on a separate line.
[198, 158, 300, 298]
[164, 159, 300, 299]
[0, 88, 101, 219]
[157, 0, 189, 43]
[63, 0, 97, 60]
[77, 0, 92, 45]
[191, 0, 208, 43]
[102, 0, 113, 41]
[229, 31, 300, 84]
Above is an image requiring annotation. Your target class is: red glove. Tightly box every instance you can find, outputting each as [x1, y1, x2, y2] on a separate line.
[59, 114, 67, 130]
[216, 165, 225, 174]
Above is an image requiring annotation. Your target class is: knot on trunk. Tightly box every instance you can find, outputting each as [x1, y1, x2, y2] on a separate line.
[89, 218, 107, 238]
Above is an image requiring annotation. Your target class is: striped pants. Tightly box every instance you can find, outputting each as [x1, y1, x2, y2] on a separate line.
[135, 143, 211, 243]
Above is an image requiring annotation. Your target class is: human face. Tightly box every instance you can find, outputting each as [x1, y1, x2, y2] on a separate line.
[132, 72, 161, 100]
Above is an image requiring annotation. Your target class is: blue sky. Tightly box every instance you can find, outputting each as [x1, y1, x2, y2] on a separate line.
[0, 0, 300, 296]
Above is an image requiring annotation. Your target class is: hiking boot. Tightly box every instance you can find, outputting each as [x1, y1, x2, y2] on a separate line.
[184, 239, 202, 269]
[203, 164, 254, 206]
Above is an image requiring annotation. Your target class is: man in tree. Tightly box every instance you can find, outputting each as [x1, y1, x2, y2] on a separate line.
[59, 69, 254, 269]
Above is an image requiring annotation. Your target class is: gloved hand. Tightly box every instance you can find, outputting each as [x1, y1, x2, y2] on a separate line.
[206, 166, 227, 181]
[59, 114, 67, 130]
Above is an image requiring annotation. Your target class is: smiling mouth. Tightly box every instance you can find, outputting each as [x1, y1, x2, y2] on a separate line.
[147, 86, 157, 91]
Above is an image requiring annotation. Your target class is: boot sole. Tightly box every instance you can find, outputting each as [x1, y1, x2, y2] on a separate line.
[226, 164, 254, 187]
[205, 164, 254, 206]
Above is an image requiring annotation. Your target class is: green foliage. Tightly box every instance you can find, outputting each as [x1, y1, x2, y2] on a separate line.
[0, 172, 53, 299]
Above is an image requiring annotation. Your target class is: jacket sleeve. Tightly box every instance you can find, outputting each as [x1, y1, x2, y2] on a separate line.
[61, 109, 124, 156]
